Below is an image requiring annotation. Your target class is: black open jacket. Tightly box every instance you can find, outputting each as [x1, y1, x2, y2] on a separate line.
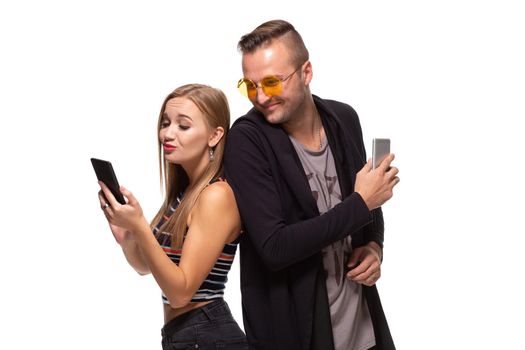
[224, 95, 395, 350]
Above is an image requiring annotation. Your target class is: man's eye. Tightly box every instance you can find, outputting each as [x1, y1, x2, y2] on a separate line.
[263, 77, 280, 87]
[245, 81, 256, 89]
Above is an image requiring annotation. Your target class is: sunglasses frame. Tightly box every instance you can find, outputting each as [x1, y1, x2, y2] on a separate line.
[237, 65, 303, 99]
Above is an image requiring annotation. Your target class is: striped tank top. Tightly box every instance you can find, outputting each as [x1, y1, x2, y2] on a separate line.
[152, 181, 239, 304]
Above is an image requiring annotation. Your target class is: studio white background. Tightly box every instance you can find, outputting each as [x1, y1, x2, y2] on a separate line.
[1, 1, 523, 349]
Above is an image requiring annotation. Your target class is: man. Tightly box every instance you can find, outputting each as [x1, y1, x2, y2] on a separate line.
[224, 19, 399, 350]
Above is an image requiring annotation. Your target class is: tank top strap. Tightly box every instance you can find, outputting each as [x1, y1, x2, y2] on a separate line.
[208, 176, 226, 185]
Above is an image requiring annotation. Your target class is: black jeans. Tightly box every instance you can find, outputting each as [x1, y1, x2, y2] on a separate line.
[161, 299, 248, 349]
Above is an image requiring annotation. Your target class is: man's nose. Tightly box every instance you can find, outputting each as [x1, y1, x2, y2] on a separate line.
[255, 86, 271, 104]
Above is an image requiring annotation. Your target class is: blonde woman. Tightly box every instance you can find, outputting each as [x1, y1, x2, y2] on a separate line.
[97, 84, 247, 349]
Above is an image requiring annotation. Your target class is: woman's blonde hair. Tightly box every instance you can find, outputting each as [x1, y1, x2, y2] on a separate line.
[150, 84, 230, 248]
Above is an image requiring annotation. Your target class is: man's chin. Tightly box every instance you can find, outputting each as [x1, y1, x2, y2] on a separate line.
[262, 111, 284, 125]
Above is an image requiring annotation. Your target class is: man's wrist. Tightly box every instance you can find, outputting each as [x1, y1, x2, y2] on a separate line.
[367, 240, 383, 260]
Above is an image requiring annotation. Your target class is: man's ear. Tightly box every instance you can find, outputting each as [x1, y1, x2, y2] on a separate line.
[208, 126, 225, 148]
[302, 60, 313, 86]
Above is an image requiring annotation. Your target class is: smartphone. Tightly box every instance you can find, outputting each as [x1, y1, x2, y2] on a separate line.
[372, 138, 390, 169]
[90, 158, 126, 204]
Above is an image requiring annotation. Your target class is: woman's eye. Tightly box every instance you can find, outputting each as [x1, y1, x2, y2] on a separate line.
[178, 124, 190, 130]
[160, 121, 170, 128]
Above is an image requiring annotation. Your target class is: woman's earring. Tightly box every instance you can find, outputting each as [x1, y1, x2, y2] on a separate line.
[209, 148, 215, 162]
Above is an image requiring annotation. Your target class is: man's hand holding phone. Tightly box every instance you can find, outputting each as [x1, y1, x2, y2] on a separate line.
[354, 139, 400, 210]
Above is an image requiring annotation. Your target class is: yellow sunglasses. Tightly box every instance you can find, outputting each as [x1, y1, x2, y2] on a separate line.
[237, 65, 302, 99]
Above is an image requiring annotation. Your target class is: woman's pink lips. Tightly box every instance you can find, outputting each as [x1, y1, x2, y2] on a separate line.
[163, 144, 177, 152]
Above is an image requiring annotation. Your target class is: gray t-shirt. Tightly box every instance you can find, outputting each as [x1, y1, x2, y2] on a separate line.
[289, 136, 376, 350]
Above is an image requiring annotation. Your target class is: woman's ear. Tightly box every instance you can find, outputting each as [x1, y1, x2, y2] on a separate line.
[208, 126, 225, 148]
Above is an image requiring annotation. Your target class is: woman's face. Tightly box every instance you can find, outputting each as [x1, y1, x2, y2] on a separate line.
[159, 97, 213, 170]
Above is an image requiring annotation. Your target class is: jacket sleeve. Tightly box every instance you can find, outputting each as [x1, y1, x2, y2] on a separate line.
[224, 121, 373, 271]
[364, 208, 385, 248]
[341, 103, 385, 248]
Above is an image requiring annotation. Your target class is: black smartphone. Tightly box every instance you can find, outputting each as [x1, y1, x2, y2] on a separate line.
[90, 158, 126, 205]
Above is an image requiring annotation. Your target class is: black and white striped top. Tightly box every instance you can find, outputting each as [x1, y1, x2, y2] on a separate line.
[152, 182, 239, 304]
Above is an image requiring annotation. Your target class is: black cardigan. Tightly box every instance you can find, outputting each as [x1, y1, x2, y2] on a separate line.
[224, 95, 395, 350]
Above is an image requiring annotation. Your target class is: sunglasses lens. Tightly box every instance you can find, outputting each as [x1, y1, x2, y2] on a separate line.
[237, 79, 257, 99]
[237, 75, 284, 99]
[262, 76, 282, 96]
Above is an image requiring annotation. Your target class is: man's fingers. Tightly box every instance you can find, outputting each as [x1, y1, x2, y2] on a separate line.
[392, 176, 400, 186]
[386, 165, 399, 177]
[363, 271, 381, 286]
[347, 256, 372, 278]
[349, 265, 373, 282]
[379, 153, 395, 170]
[358, 159, 372, 175]
[347, 249, 381, 283]
[350, 265, 380, 284]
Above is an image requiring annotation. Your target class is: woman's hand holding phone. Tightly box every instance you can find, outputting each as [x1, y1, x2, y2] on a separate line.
[98, 181, 148, 234]
[91, 158, 127, 205]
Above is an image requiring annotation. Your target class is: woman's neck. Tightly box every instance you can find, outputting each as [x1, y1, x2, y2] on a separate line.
[181, 156, 209, 187]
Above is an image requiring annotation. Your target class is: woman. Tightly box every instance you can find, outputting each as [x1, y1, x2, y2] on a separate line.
[97, 84, 247, 349]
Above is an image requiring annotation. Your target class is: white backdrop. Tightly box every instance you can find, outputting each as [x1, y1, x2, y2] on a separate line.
[1, 1, 524, 349]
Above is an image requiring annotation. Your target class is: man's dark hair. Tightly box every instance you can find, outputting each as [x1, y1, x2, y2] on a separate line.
[238, 19, 309, 66]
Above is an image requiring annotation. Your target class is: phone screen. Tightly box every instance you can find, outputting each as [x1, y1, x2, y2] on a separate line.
[90, 158, 126, 204]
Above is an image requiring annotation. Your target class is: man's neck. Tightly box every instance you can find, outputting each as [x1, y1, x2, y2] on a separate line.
[282, 98, 324, 151]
